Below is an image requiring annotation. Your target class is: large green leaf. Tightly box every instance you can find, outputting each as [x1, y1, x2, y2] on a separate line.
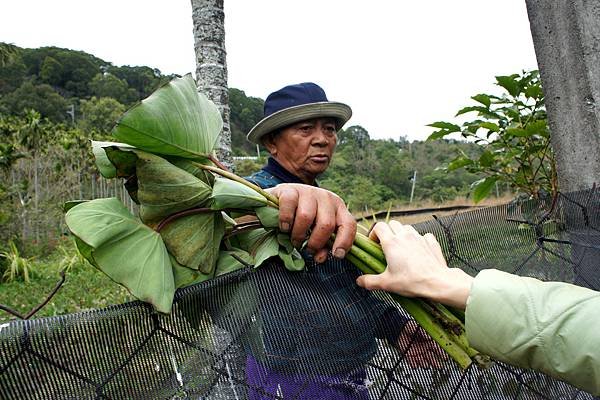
[135, 151, 213, 223]
[211, 178, 269, 210]
[160, 212, 224, 274]
[65, 198, 175, 313]
[112, 74, 223, 159]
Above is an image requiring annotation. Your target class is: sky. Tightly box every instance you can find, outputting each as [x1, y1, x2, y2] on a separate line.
[1, 0, 539, 141]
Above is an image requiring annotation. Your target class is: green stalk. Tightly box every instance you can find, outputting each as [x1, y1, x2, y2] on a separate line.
[346, 252, 378, 275]
[351, 237, 488, 369]
[348, 243, 386, 274]
[353, 232, 386, 264]
[390, 293, 472, 370]
[194, 163, 280, 206]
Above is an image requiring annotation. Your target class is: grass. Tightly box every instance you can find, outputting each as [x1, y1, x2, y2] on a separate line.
[0, 238, 132, 323]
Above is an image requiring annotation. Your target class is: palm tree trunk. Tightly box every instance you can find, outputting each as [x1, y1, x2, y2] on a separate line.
[191, 0, 233, 170]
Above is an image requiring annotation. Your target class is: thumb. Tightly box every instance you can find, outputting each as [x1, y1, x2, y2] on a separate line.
[356, 274, 384, 291]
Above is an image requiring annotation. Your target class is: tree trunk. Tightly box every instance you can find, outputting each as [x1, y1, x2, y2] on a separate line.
[191, 0, 233, 170]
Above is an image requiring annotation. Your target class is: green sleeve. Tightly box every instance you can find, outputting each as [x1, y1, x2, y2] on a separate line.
[465, 269, 600, 395]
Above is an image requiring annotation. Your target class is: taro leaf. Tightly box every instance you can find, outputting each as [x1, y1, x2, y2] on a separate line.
[65, 198, 175, 313]
[277, 233, 294, 253]
[255, 206, 279, 228]
[136, 151, 213, 223]
[279, 248, 305, 272]
[168, 158, 215, 187]
[170, 254, 213, 288]
[252, 231, 280, 268]
[160, 212, 224, 274]
[92, 141, 134, 179]
[211, 178, 269, 210]
[112, 74, 223, 159]
[215, 248, 254, 277]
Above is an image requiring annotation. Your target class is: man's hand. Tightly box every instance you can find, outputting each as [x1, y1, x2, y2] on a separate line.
[267, 184, 356, 263]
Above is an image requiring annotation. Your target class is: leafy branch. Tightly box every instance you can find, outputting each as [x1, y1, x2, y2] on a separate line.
[427, 70, 557, 202]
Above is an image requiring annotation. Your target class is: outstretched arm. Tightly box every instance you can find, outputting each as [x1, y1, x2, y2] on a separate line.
[356, 220, 600, 395]
[356, 220, 473, 309]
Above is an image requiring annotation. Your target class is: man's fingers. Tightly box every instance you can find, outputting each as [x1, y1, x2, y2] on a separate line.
[274, 186, 298, 233]
[331, 206, 357, 259]
[306, 193, 336, 254]
[314, 248, 328, 264]
[290, 192, 317, 247]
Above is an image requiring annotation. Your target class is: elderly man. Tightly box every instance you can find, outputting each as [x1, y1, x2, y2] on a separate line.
[241, 83, 440, 400]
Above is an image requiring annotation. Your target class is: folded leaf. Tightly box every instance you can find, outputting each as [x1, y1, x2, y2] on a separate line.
[170, 255, 213, 288]
[215, 248, 253, 277]
[112, 74, 223, 159]
[135, 152, 213, 223]
[255, 206, 279, 228]
[160, 212, 224, 274]
[252, 231, 280, 268]
[168, 158, 215, 186]
[211, 178, 269, 210]
[65, 198, 175, 313]
[278, 248, 305, 272]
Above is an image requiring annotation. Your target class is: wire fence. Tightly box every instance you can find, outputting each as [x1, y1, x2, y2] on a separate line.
[1, 188, 598, 399]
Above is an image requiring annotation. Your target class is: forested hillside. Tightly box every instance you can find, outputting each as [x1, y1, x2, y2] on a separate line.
[0, 44, 486, 249]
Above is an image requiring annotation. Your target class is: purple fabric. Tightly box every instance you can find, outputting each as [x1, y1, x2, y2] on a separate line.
[246, 355, 370, 400]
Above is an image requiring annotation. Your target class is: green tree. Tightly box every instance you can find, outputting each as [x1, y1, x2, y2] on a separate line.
[89, 73, 136, 105]
[39, 56, 63, 86]
[108, 65, 169, 100]
[229, 88, 264, 155]
[0, 42, 19, 67]
[79, 96, 126, 134]
[0, 81, 68, 122]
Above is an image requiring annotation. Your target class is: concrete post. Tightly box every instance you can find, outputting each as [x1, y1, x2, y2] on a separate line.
[525, 0, 600, 192]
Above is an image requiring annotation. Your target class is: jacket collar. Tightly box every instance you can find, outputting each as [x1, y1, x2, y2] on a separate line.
[262, 157, 318, 187]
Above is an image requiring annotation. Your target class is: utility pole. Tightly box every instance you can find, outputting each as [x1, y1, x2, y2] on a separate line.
[66, 104, 75, 124]
[409, 170, 417, 204]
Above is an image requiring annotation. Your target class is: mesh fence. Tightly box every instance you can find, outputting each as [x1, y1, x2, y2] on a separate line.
[1, 188, 599, 400]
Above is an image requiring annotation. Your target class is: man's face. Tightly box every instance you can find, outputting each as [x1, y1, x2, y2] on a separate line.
[264, 117, 337, 184]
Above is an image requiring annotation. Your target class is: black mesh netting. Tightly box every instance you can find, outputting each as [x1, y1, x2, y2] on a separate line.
[1, 188, 599, 400]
